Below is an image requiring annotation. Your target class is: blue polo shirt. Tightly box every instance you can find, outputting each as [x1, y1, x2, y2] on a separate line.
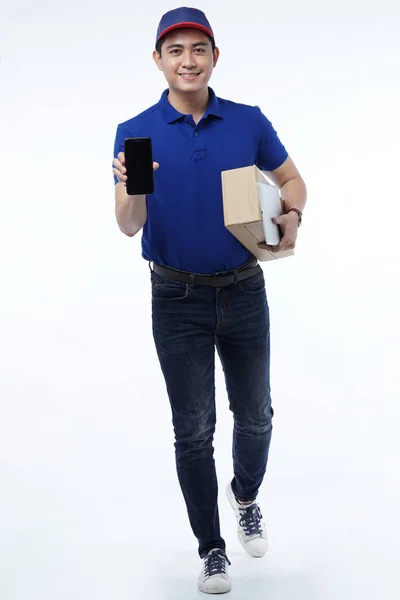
[112, 87, 288, 274]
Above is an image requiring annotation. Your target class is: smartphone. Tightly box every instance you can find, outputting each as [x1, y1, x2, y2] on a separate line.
[124, 137, 154, 195]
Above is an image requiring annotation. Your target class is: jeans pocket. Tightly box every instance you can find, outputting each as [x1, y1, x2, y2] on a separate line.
[238, 271, 265, 295]
[151, 272, 190, 301]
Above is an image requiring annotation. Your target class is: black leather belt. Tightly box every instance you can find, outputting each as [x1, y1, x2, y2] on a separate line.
[151, 257, 261, 287]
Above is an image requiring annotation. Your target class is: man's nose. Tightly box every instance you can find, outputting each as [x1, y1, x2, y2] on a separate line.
[181, 50, 196, 67]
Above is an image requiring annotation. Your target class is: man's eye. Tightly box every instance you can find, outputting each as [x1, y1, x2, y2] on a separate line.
[170, 48, 205, 55]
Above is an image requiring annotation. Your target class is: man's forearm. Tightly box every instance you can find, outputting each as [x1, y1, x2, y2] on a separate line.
[280, 176, 307, 213]
[115, 194, 147, 237]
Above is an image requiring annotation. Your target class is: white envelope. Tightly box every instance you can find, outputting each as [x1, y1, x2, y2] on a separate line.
[256, 182, 283, 246]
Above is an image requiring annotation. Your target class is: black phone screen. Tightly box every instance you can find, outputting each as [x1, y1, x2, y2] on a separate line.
[124, 137, 154, 196]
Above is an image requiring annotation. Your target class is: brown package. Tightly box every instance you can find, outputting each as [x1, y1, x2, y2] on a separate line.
[221, 165, 294, 261]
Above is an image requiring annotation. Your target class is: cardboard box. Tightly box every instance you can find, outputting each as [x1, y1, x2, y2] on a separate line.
[221, 165, 294, 261]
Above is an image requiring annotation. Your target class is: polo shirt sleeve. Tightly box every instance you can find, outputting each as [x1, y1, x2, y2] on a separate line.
[254, 107, 288, 172]
[112, 124, 129, 185]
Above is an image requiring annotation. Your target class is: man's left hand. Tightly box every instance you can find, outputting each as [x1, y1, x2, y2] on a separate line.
[257, 211, 299, 253]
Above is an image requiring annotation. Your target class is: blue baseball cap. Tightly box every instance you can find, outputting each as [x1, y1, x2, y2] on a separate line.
[156, 7, 214, 45]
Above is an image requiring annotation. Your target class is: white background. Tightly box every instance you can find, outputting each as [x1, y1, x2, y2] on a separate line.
[1, 1, 399, 598]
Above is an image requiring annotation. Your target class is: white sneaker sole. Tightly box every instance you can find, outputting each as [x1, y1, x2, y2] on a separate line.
[198, 577, 232, 594]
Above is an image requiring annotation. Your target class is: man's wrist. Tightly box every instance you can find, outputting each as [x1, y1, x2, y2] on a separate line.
[286, 207, 302, 226]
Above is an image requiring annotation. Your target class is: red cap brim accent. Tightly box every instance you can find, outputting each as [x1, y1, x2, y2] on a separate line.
[157, 22, 213, 42]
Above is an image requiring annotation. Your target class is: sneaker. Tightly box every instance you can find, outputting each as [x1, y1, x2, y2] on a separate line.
[226, 482, 268, 558]
[197, 548, 232, 594]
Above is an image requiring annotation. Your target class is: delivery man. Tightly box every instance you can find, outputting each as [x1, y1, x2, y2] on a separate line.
[112, 7, 306, 594]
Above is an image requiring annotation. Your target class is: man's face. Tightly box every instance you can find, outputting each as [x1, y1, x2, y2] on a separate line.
[153, 28, 219, 94]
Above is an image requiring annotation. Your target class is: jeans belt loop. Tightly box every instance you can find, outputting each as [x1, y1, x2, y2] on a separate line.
[190, 273, 196, 287]
[233, 269, 239, 284]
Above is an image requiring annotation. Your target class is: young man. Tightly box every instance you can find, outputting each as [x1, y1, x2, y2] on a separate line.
[112, 7, 306, 595]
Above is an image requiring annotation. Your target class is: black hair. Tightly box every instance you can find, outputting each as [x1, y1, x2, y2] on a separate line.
[155, 33, 216, 56]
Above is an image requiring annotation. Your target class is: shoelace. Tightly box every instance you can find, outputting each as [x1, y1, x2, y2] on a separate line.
[239, 503, 263, 536]
[204, 550, 231, 578]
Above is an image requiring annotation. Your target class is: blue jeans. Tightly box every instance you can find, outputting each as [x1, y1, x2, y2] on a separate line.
[151, 267, 274, 558]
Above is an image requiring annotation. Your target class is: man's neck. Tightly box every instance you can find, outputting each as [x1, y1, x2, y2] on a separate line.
[167, 87, 210, 121]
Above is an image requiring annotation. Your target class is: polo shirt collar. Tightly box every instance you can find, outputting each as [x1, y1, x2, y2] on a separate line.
[159, 87, 223, 123]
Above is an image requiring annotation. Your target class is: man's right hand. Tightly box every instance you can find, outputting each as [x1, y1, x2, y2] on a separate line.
[112, 152, 160, 187]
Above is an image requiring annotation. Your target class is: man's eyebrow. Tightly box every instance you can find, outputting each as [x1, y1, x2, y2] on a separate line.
[166, 42, 209, 50]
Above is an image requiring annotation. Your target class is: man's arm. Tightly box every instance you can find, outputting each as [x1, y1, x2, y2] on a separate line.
[259, 156, 307, 252]
[115, 182, 147, 237]
[266, 156, 307, 213]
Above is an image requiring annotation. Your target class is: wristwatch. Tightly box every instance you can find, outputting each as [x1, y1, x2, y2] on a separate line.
[286, 207, 302, 226]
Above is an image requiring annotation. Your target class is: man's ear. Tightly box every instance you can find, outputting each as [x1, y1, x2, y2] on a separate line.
[153, 50, 163, 71]
[213, 47, 220, 68]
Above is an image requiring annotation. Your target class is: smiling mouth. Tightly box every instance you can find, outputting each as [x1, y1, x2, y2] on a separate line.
[179, 73, 200, 78]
